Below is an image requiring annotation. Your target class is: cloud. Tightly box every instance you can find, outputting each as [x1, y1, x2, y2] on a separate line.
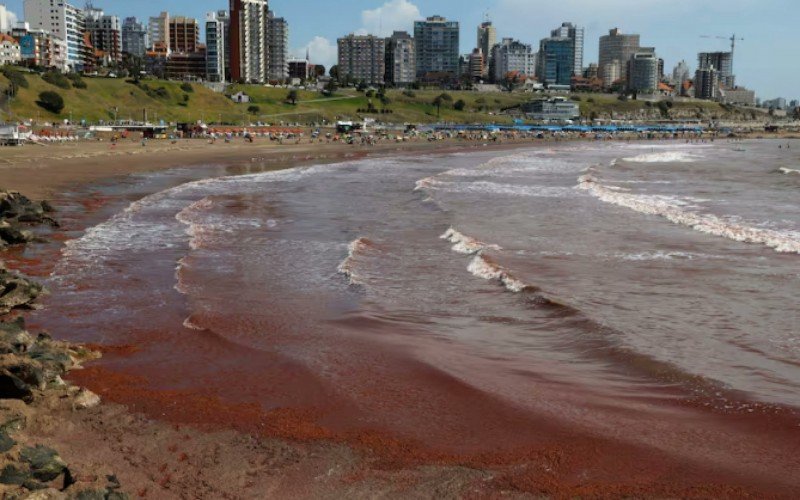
[294, 36, 337, 72]
[358, 0, 421, 37]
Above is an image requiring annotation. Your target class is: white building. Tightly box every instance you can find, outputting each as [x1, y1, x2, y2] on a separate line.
[205, 11, 227, 83]
[0, 34, 20, 65]
[24, 0, 87, 70]
[628, 52, 659, 93]
[492, 38, 536, 82]
[672, 60, 690, 86]
[0, 5, 13, 33]
[385, 31, 415, 86]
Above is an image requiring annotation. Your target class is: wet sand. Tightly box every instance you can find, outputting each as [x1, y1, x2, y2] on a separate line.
[2, 138, 799, 498]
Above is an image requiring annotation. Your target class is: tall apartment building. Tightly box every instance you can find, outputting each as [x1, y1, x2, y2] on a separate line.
[148, 12, 169, 52]
[598, 28, 640, 82]
[229, 0, 269, 83]
[628, 52, 659, 92]
[550, 22, 584, 76]
[477, 21, 496, 78]
[0, 5, 12, 33]
[413, 16, 459, 80]
[337, 34, 385, 85]
[698, 51, 734, 88]
[169, 16, 199, 54]
[491, 38, 536, 82]
[24, 0, 89, 70]
[205, 11, 227, 82]
[122, 17, 148, 58]
[467, 48, 484, 81]
[14, 23, 68, 70]
[672, 60, 690, 85]
[85, 6, 121, 64]
[267, 11, 289, 81]
[538, 37, 574, 86]
[695, 67, 719, 100]
[385, 31, 415, 86]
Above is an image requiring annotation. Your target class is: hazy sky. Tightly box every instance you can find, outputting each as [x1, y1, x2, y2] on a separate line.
[6, 0, 798, 100]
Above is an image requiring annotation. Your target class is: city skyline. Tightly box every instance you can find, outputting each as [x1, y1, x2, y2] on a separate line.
[4, 0, 797, 100]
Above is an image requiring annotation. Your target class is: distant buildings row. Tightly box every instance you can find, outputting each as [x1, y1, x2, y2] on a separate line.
[7, 0, 294, 84]
[335, 15, 761, 106]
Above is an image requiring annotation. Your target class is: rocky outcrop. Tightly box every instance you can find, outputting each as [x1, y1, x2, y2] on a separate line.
[0, 191, 128, 499]
[0, 190, 57, 249]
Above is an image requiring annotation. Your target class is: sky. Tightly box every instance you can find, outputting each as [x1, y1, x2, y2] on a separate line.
[5, 0, 798, 100]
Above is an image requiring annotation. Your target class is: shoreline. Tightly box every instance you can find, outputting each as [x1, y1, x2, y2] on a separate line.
[2, 138, 799, 498]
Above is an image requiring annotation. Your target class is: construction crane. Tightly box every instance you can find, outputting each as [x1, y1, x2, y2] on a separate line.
[700, 34, 744, 74]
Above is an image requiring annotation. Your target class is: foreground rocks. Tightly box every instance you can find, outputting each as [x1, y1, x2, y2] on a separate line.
[0, 192, 129, 498]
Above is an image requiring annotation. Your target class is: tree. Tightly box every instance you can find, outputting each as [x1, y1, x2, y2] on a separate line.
[329, 65, 339, 80]
[453, 99, 466, 111]
[286, 89, 299, 105]
[324, 79, 338, 96]
[247, 105, 261, 114]
[314, 65, 326, 78]
[37, 91, 64, 114]
[432, 95, 444, 118]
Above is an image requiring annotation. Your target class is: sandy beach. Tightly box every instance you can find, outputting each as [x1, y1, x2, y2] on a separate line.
[1, 136, 798, 498]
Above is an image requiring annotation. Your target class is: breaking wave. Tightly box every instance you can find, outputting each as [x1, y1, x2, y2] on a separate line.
[578, 177, 800, 254]
[467, 254, 534, 293]
[440, 227, 501, 255]
[337, 237, 375, 286]
[779, 167, 800, 175]
[622, 151, 700, 163]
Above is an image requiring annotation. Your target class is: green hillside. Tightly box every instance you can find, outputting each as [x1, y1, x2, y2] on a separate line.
[0, 69, 738, 126]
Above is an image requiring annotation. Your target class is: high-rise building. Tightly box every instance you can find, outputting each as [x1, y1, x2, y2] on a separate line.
[24, 0, 90, 70]
[385, 31, 415, 86]
[672, 60, 690, 85]
[14, 24, 67, 70]
[599, 28, 640, 82]
[414, 15, 459, 80]
[205, 11, 227, 82]
[0, 5, 12, 33]
[169, 16, 199, 54]
[122, 17, 148, 58]
[148, 12, 170, 52]
[550, 22, 583, 76]
[698, 52, 734, 88]
[267, 11, 288, 81]
[538, 37, 574, 86]
[602, 60, 621, 88]
[85, 6, 121, 64]
[337, 34, 385, 85]
[467, 48, 484, 81]
[491, 38, 536, 82]
[229, 0, 269, 83]
[477, 21, 496, 78]
[695, 67, 719, 100]
[628, 52, 659, 92]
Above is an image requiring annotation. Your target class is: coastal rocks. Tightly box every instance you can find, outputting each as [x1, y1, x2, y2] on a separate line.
[0, 190, 57, 249]
[71, 390, 100, 411]
[0, 268, 44, 316]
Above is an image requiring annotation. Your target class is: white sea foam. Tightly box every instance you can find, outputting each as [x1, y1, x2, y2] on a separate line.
[579, 177, 800, 254]
[337, 237, 373, 286]
[622, 151, 700, 163]
[440, 227, 501, 255]
[419, 178, 572, 198]
[779, 167, 800, 175]
[467, 255, 531, 293]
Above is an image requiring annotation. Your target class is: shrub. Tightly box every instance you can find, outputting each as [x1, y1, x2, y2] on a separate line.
[453, 99, 466, 111]
[68, 73, 87, 89]
[365, 89, 375, 98]
[402, 90, 416, 98]
[2, 68, 28, 90]
[572, 95, 582, 101]
[247, 105, 260, 114]
[42, 71, 72, 89]
[587, 97, 595, 103]
[182, 93, 190, 102]
[439, 93, 453, 102]
[36, 91, 64, 114]
[180, 82, 194, 93]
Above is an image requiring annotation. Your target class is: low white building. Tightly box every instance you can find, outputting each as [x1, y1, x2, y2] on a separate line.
[230, 91, 251, 103]
[0, 34, 20, 66]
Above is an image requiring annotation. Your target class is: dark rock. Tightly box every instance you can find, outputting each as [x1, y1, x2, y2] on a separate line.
[8, 362, 45, 390]
[106, 492, 130, 500]
[0, 270, 44, 315]
[40, 201, 55, 213]
[22, 478, 48, 490]
[0, 429, 16, 452]
[20, 445, 67, 482]
[0, 371, 34, 401]
[73, 489, 108, 500]
[0, 463, 30, 485]
[0, 318, 33, 353]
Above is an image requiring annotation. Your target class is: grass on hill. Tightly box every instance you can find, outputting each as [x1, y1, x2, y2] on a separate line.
[0, 69, 733, 126]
